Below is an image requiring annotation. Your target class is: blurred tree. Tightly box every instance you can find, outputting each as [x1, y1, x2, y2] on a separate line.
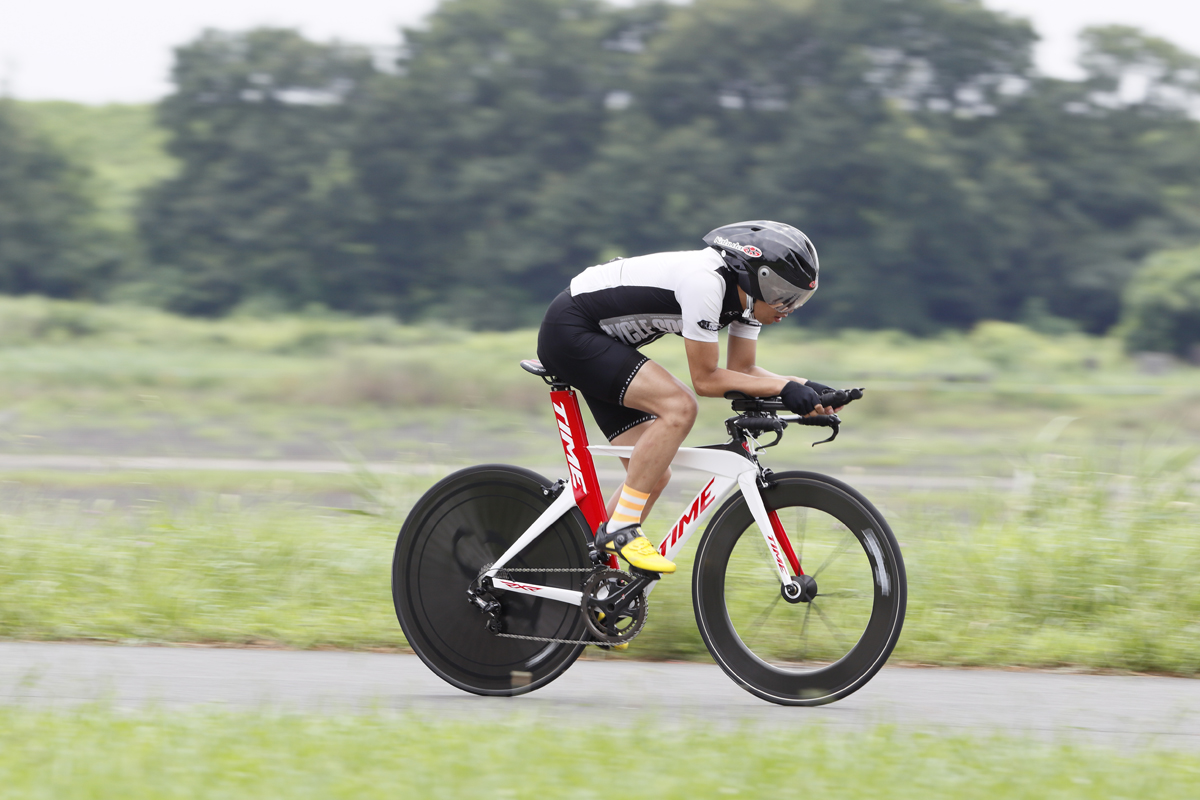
[1119, 245, 1200, 357]
[0, 100, 115, 298]
[1078, 25, 1200, 114]
[138, 29, 378, 316]
[979, 27, 1200, 333]
[354, 0, 668, 326]
[561, 0, 1042, 331]
[130, 3, 1200, 335]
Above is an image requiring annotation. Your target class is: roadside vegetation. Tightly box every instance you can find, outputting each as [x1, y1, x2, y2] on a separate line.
[0, 298, 1198, 671]
[1, 295, 1197, 475]
[1, 436, 1198, 674]
[3, 708, 1198, 798]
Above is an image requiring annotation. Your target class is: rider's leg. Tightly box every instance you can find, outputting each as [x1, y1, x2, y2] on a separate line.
[595, 361, 697, 573]
[618, 361, 698, 494]
[605, 451, 670, 521]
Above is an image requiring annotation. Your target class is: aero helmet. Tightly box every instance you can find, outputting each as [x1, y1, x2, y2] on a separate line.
[703, 220, 819, 314]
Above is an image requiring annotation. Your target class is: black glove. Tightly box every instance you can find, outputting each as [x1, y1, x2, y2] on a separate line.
[780, 381, 821, 416]
[802, 380, 833, 395]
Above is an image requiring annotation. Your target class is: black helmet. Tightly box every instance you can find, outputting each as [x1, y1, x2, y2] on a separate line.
[703, 220, 819, 314]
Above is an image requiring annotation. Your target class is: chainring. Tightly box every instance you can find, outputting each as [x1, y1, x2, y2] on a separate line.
[581, 568, 648, 644]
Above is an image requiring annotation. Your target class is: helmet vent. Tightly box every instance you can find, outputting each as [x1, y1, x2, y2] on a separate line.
[749, 226, 762, 231]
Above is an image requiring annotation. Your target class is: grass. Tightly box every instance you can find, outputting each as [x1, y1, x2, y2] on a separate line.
[0, 295, 1198, 670]
[2, 707, 1199, 798]
[1, 444, 1198, 673]
[1, 295, 1198, 476]
[0, 494, 407, 649]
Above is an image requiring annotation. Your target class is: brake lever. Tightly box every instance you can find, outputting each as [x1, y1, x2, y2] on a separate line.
[797, 413, 841, 446]
[754, 426, 785, 449]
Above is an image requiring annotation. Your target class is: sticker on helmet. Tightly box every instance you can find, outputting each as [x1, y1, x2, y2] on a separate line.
[713, 235, 762, 258]
[809, 280, 817, 288]
[697, 320, 720, 332]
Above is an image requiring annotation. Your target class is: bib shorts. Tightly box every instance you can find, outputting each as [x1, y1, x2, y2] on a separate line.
[536, 291, 657, 441]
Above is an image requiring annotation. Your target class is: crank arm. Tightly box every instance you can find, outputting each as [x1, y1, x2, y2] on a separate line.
[588, 573, 656, 617]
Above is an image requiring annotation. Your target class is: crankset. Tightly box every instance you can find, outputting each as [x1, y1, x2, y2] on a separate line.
[581, 568, 649, 644]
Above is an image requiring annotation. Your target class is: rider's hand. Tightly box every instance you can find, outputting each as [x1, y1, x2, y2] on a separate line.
[802, 381, 844, 414]
[780, 381, 821, 416]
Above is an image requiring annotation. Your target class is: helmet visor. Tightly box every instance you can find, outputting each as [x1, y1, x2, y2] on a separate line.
[758, 269, 816, 313]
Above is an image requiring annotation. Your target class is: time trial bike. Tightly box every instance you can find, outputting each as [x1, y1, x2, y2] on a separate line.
[391, 359, 906, 706]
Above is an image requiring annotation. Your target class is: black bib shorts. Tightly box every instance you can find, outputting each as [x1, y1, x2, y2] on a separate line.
[536, 291, 656, 441]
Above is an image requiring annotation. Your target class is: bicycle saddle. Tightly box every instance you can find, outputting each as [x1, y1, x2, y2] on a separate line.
[520, 359, 549, 376]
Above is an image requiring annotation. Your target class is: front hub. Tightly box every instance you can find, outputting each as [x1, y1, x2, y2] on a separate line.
[781, 573, 818, 604]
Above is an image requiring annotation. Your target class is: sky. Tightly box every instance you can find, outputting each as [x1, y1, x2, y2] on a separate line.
[2, 0, 1199, 104]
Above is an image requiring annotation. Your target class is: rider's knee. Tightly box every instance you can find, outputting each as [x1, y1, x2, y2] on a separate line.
[661, 391, 698, 429]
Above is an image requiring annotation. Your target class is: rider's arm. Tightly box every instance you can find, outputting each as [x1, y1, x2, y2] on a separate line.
[685, 338, 795, 398]
[723, 335, 840, 411]
[724, 335, 807, 384]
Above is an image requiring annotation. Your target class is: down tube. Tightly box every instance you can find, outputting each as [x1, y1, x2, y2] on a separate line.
[657, 475, 738, 563]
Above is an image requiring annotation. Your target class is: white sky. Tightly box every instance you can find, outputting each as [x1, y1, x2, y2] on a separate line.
[1, 0, 1199, 104]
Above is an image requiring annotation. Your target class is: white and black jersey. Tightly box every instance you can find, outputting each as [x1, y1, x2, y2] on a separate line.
[569, 248, 761, 346]
[537, 247, 761, 441]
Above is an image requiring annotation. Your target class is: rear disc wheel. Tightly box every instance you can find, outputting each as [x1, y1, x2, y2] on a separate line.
[392, 465, 593, 696]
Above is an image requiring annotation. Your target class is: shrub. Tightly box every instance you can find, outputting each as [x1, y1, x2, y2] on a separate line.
[1120, 245, 1200, 358]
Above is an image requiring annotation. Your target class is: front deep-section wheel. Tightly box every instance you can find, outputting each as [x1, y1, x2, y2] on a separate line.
[393, 465, 593, 696]
[693, 471, 906, 706]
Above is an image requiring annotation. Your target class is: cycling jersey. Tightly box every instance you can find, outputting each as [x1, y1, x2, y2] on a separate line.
[569, 248, 761, 346]
[538, 247, 760, 441]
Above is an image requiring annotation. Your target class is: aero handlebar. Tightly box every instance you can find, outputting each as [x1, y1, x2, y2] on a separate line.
[724, 387, 865, 447]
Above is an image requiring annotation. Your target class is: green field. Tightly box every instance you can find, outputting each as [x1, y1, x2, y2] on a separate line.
[2, 707, 1197, 799]
[2, 294, 1197, 475]
[0, 296, 1198, 671]
[1, 424, 1198, 673]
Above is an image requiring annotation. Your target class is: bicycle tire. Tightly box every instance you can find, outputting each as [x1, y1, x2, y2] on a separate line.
[693, 471, 906, 706]
[392, 464, 593, 696]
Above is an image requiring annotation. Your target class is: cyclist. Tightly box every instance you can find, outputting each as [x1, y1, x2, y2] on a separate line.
[536, 220, 836, 574]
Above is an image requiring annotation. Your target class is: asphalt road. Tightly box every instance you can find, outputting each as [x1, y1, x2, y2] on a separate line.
[4, 642, 1199, 748]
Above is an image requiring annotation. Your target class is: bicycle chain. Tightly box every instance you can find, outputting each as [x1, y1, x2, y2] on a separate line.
[487, 565, 648, 647]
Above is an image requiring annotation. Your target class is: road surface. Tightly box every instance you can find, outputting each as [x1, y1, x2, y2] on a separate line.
[3, 642, 1198, 748]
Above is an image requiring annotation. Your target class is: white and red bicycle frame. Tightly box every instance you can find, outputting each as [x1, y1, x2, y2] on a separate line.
[483, 387, 803, 605]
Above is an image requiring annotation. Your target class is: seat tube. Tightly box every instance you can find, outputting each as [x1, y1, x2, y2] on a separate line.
[549, 389, 609, 535]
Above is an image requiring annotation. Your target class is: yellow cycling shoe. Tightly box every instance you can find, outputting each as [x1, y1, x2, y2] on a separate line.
[595, 523, 676, 574]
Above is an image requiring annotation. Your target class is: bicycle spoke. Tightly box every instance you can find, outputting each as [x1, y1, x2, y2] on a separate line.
[796, 602, 813, 662]
[812, 528, 856, 579]
[743, 594, 782, 646]
[812, 601, 851, 652]
[815, 589, 869, 599]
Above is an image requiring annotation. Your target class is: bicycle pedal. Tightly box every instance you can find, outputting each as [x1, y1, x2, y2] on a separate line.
[628, 566, 663, 581]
